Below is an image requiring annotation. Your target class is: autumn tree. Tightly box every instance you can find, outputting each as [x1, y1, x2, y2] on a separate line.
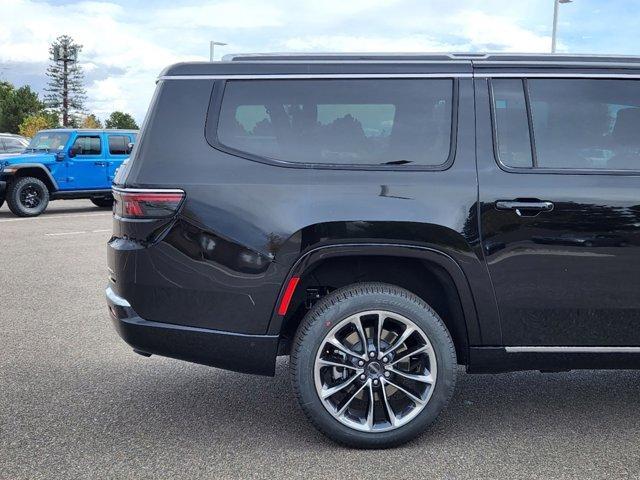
[81, 113, 103, 129]
[45, 35, 86, 127]
[19, 113, 58, 138]
[105, 111, 138, 130]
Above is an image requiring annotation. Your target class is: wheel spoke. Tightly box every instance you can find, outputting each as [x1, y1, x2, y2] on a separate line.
[380, 379, 397, 426]
[389, 345, 429, 366]
[388, 367, 433, 384]
[326, 336, 367, 361]
[384, 378, 426, 406]
[317, 359, 360, 371]
[320, 373, 359, 400]
[382, 326, 416, 357]
[351, 315, 368, 354]
[376, 312, 385, 355]
[366, 381, 375, 430]
[337, 379, 369, 416]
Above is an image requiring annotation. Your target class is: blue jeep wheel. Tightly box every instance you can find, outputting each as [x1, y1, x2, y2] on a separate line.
[7, 176, 50, 217]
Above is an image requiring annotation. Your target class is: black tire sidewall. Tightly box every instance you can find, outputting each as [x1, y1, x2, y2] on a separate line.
[7, 177, 49, 217]
[91, 197, 114, 208]
[291, 283, 457, 448]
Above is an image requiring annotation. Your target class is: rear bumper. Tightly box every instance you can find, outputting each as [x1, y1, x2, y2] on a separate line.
[106, 287, 279, 376]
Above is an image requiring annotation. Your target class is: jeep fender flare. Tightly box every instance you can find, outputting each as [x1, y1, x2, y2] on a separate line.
[4, 163, 59, 191]
[266, 243, 485, 346]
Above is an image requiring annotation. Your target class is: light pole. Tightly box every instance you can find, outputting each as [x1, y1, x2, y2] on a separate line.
[551, 0, 572, 53]
[209, 41, 227, 62]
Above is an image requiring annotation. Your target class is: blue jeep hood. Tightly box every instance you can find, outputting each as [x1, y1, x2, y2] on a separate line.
[1, 152, 57, 166]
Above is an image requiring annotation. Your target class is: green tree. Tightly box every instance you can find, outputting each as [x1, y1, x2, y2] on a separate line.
[105, 111, 138, 130]
[19, 113, 58, 138]
[0, 81, 46, 133]
[45, 35, 86, 127]
[81, 113, 102, 129]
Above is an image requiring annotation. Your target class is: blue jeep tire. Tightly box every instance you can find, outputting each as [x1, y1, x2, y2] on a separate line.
[7, 176, 50, 217]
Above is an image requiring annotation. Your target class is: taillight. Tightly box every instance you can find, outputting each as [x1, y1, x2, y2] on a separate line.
[112, 187, 185, 219]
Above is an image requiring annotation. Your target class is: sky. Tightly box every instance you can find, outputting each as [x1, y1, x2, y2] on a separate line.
[0, 0, 638, 124]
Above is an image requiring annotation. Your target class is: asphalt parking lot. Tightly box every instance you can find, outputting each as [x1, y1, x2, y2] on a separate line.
[1, 199, 640, 479]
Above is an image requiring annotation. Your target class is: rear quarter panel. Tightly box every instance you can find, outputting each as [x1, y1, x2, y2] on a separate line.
[116, 77, 499, 343]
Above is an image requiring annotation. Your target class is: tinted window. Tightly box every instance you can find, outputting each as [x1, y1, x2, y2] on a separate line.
[216, 79, 453, 166]
[72, 135, 101, 155]
[491, 79, 533, 168]
[492, 78, 640, 171]
[529, 79, 640, 170]
[108, 135, 129, 155]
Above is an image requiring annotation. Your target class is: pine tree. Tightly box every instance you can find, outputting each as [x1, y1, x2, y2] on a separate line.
[44, 35, 86, 127]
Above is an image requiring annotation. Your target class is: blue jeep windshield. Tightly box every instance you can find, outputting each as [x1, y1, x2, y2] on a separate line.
[27, 132, 70, 152]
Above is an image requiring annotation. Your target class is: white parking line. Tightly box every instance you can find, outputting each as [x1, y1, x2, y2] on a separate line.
[45, 229, 112, 237]
[0, 212, 111, 223]
[45, 231, 88, 236]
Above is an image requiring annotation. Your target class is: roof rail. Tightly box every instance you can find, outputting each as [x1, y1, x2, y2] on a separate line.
[222, 52, 479, 62]
[220, 52, 640, 65]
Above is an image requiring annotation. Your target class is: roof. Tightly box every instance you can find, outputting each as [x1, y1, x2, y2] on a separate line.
[39, 128, 139, 134]
[160, 53, 640, 78]
[0, 132, 28, 137]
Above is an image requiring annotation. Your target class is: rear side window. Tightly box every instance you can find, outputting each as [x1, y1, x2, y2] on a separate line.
[491, 79, 533, 168]
[492, 78, 640, 171]
[108, 135, 129, 155]
[214, 79, 454, 167]
[72, 135, 101, 155]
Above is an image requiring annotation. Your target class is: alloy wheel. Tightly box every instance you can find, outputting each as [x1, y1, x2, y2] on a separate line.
[314, 310, 437, 432]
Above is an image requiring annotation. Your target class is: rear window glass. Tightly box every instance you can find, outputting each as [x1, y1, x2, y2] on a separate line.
[214, 79, 454, 167]
[108, 135, 129, 155]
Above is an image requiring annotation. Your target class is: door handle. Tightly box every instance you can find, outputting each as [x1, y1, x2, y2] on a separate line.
[94, 161, 106, 166]
[495, 200, 554, 217]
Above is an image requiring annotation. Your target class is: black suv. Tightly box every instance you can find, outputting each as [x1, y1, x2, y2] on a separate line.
[107, 53, 640, 448]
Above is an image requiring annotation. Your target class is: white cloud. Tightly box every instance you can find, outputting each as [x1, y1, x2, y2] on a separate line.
[455, 11, 551, 52]
[281, 35, 460, 52]
[0, 0, 566, 123]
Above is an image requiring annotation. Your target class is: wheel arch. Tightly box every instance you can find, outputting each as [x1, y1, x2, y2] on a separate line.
[7, 164, 58, 192]
[268, 243, 481, 365]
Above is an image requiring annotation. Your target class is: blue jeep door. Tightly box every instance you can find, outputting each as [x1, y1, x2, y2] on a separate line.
[67, 134, 108, 189]
[105, 133, 135, 184]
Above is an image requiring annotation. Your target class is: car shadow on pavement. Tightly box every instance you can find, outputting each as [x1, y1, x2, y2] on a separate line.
[92, 359, 640, 452]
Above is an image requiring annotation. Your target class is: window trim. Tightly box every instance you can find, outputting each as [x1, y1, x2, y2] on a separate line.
[205, 78, 459, 171]
[488, 76, 640, 176]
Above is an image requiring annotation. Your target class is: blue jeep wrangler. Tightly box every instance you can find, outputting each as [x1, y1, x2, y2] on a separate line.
[0, 129, 137, 217]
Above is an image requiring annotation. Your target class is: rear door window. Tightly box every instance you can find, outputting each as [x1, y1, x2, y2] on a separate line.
[108, 135, 129, 155]
[492, 78, 640, 171]
[214, 79, 454, 167]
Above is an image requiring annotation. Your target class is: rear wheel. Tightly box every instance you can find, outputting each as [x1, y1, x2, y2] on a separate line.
[91, 196, 114, 208]
[291, 282, 457, 448]
[6, 176, 50, 217]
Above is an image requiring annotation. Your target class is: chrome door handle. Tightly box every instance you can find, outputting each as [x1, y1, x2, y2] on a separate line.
[495, 200, 554, 217]
[94, 161, 106, 166]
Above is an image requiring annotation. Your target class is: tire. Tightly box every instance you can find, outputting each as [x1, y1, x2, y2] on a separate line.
[291, 282, 457, 448]
[6, 176, 50, 217]
[91, 196, 114, 208]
